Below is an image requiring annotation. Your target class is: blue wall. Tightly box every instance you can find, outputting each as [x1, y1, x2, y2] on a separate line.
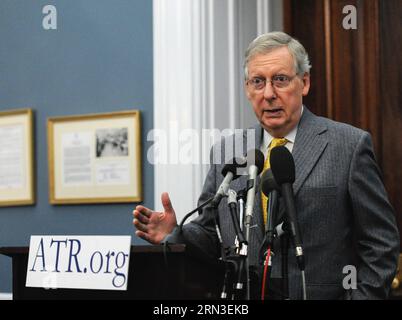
[0, 1, 153, 292]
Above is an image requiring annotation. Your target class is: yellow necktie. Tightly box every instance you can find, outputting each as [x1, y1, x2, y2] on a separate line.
[261, 138, 288, 226]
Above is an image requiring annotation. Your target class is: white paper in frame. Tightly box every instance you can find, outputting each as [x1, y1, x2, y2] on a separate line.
[0, 108, 35, 206]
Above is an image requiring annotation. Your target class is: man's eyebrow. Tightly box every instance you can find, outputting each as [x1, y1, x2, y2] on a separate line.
[272, 69, 292, 75]
[249, 68, 292, 76]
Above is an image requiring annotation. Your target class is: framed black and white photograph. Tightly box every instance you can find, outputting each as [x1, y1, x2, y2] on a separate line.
[0, 108, 35, 206]
[96, 128, 129, 158]
[47, 110, 142, 204]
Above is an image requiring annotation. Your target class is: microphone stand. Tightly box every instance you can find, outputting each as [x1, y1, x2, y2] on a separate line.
[226, 189, 248, 300]
[242, 174, 259, 300]
[194, 187, 248, 300]
[265, 191, 279, 246]
[260, 190, 279, 299]
[216, 216, 237, 300]
[243, 178, 256, 247]
[236, 189, 250, 300]
[163, 168, 250, 300]
[201, 187, 241, 300]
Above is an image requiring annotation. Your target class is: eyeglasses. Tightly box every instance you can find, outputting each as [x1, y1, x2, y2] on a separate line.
[247, 74, 297, 91]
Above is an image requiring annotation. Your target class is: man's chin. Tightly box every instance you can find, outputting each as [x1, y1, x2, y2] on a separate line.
[261, 118, 285, 130]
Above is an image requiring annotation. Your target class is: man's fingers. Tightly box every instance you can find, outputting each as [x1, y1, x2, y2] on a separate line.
[133, 218, 148, 233]
[135, 230, 154, 244]
[133, 210, 149, 224]
[135, 205, 153, 218]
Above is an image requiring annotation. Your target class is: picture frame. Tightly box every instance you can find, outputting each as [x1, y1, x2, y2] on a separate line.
[0, 108, 35, 206]
[47, 110, 142, 204]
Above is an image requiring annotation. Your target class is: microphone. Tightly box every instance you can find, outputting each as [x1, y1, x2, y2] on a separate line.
[261, 168, 280, 195]
[244, 149, 265, 241]
[261, 167, 280, 232]
[260, 168, 281, 246]
[244, 149, 265, 217]
[270, 146, 305, 271]
[210, 157, 246, 208]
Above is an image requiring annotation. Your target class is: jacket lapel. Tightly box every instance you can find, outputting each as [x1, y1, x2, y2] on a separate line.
[292, 108, 328, 196]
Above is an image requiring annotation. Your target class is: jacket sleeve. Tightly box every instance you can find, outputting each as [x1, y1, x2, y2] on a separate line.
[348, 132, 400, 299]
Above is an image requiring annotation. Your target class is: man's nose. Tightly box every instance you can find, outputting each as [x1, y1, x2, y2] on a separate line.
[263, 81, 277, 101]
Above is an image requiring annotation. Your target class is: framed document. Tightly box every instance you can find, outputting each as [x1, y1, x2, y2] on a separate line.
[48, 110, 142, 204]
[0, 108, 35, 206]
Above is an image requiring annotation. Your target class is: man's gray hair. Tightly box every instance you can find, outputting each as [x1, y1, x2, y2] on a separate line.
[244, 31, 311, 80]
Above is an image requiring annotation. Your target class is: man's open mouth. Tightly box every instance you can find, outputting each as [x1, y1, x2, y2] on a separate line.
[264, 108, 283, 114]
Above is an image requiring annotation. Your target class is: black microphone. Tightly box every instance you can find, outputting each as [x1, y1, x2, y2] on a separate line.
[261, 168, 280, 196]
[261, 169, 280, 242]
[261, 169, 288, 238]
[270, 146, 305, 271]
[210, 157, 246, 208]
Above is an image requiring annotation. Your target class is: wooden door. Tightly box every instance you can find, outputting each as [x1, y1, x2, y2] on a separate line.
[283, 0, 402, 247]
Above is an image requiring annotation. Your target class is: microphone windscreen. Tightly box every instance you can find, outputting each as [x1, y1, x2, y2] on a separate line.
[261, 169, 280, 196]
[270, 145, 295, 184]
[221, 157, 247, 178]
[246, 149, 265, 174]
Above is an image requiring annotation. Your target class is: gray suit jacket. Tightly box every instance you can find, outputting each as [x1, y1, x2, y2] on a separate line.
[170, 107, 400, 300]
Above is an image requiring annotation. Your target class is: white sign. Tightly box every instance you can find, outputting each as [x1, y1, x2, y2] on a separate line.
[26, 236, 131, 291]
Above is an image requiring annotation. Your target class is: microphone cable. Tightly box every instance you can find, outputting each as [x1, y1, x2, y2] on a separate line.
[261, 246, 272, 300]
[178, 196, 214, 233]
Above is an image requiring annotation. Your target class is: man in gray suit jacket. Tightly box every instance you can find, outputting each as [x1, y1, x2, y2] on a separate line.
[133, 32, 400, 299]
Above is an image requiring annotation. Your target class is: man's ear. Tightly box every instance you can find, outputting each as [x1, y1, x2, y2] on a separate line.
[302, 73, 310, 96]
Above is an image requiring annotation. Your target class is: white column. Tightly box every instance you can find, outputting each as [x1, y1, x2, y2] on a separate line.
[153, 0, 209, 219]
